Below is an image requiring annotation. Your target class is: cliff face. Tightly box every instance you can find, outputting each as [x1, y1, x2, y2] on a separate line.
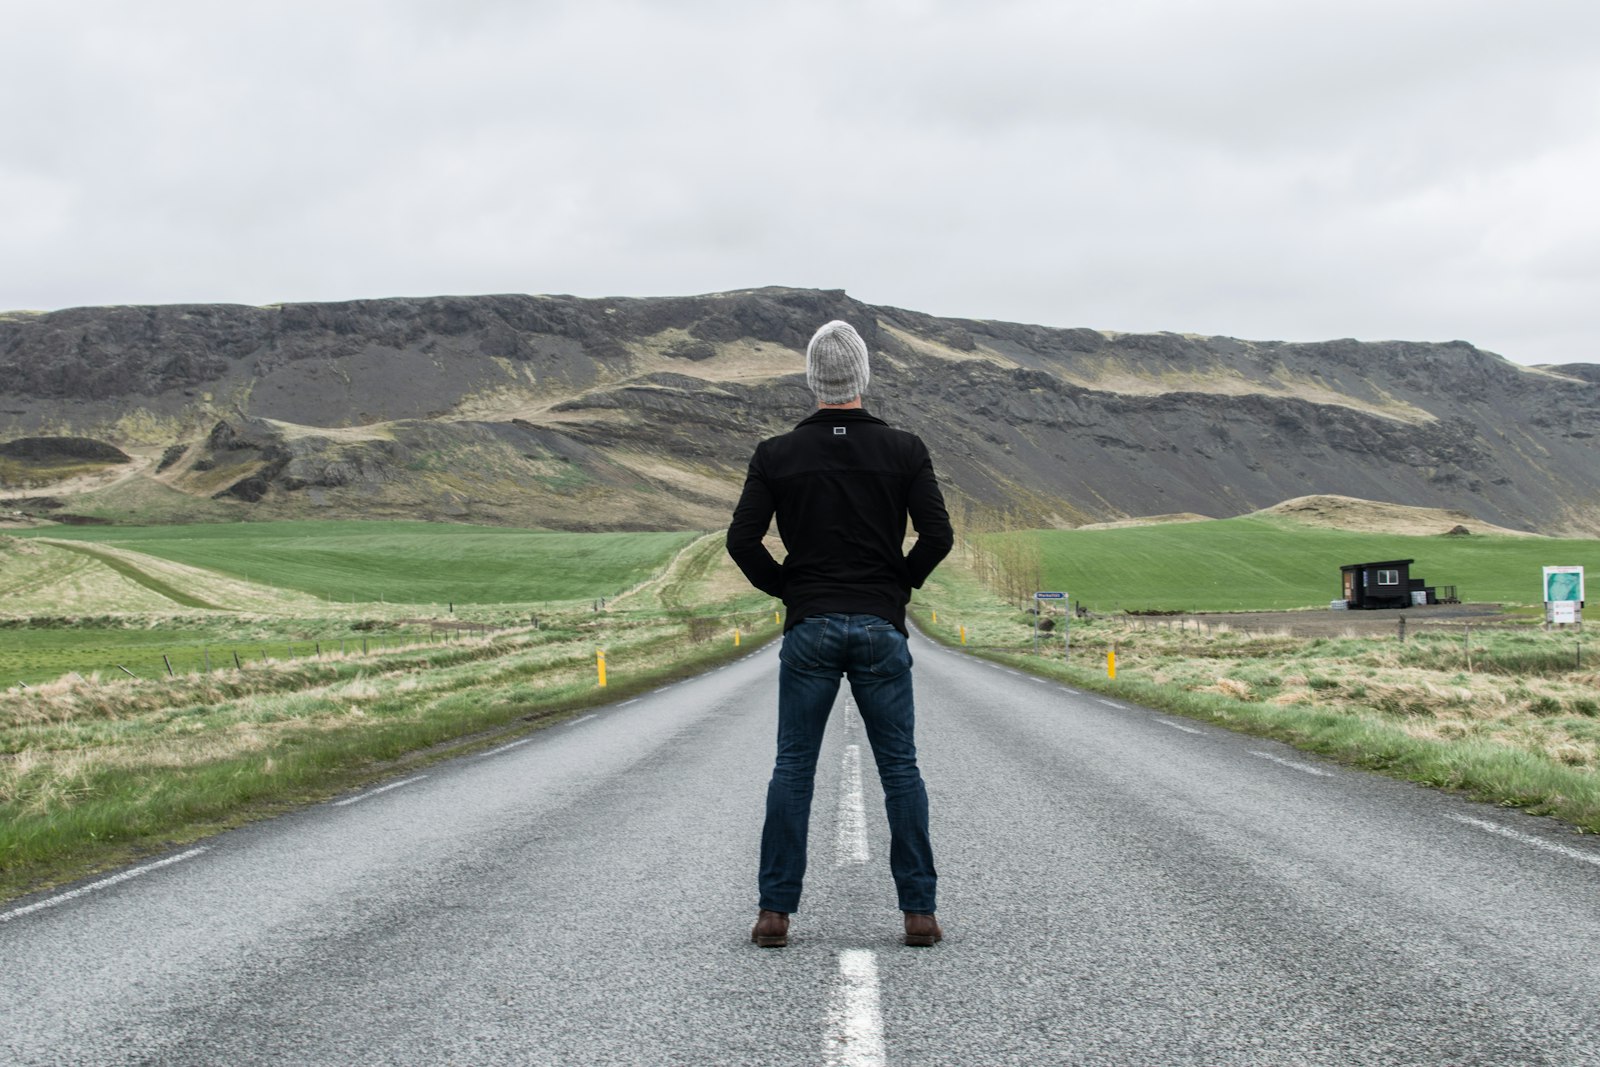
[2, 288, 1597, 534]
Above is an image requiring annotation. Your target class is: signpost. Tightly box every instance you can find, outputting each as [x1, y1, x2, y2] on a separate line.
[1034, 592, 1068, 657]
[1543, 566, 1585, 628]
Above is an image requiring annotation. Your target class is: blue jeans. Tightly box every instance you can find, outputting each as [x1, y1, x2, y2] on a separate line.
[759, 613, 937, 914]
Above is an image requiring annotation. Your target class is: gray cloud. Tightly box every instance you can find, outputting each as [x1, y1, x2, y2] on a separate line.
[2, 0, 1596, 364]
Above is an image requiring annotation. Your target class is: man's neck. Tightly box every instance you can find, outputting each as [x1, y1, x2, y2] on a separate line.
[818, 397, 863, 410]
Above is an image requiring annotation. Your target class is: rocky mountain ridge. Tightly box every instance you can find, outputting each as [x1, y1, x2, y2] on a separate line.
[2, 288, 1597, 534]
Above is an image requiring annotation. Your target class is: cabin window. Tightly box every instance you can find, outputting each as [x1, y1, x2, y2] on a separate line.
[1377, 569, 1400, 586]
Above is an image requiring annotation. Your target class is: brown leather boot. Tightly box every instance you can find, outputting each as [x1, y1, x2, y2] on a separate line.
[751, 909, 790, 947]
[903, 912, 943, 947]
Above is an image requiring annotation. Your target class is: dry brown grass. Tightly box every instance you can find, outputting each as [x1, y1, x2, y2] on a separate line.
[1081, 619, 1600, 774]
[0, 603, 781, 866]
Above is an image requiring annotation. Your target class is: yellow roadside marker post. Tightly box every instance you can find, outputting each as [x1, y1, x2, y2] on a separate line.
[775, 611, 781, 625]
[1107, 647, 1116, 679]
[597, 649, 607, 688]
[960, 626, 967, 645]
[932, 610, 938, 624]
[734, 628, 742, 647]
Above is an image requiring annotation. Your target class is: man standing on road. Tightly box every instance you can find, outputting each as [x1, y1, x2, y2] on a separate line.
[726, 319, 954, 949]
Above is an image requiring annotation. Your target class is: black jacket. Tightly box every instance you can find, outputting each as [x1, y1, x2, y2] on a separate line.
[726, 407, 953, 635]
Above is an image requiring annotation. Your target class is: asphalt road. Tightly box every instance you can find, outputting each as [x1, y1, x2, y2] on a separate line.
[5, 630, 1600, 1065]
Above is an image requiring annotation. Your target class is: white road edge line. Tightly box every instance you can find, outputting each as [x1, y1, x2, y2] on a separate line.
[1096, 698, 1124, 709]
[836, 745, 869, 866]
[1158, 718, 1202, 735]
[826, 949, 886, 1067]
[333, 775, 429, 807]
[566, 714, 598, 725]
[619, 699, 640, 707]
[0, 848, 208, 924]
[1449, 814, 1600, 869]
[473, 738, 533, 760]
[1249, 751, 1331, 777]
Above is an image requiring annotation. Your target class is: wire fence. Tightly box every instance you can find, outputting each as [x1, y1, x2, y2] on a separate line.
[5, 627, 499, 691]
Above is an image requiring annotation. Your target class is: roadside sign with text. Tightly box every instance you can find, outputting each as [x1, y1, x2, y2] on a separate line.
[1543, 566, 1584, 626]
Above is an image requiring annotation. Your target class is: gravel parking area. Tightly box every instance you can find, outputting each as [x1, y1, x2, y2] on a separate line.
[1127, 603, 1514, 638]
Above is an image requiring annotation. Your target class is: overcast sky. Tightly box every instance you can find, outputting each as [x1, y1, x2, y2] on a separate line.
[3, 0, 1596, 365]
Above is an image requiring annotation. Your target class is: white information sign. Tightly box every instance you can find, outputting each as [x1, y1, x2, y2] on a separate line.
[1544, 566, 1585, 626]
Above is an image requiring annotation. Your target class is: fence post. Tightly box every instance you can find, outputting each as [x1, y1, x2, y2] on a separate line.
[163, 655, 174, 677]
[1398, 616, 1406, 643]
[233, 650, 242, 669]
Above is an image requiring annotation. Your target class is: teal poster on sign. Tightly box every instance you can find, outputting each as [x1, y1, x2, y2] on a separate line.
[1542, 566, 1584, 603]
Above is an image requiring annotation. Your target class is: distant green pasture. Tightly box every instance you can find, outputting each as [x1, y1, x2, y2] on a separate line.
[993, 517, 1600, 612]
[19, 521, 699, 604]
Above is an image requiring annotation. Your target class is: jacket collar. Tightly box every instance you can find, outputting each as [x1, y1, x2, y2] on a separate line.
[796, 407, 888, 430]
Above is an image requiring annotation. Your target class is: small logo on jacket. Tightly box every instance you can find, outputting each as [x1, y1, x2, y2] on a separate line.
[833, 427, 847, 435]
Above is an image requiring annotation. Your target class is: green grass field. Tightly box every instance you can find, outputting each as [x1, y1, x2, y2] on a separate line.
[0, 526, 776, 897]
[4, 511, 1597, 902]
[990, 517, 1600, 611]
[913, 559, 1600, 833]
[0, 617, 444, 689]
[18, 521, 700, 604]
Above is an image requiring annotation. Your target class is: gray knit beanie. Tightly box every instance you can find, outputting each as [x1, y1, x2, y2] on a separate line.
[805, 320, 870, 404]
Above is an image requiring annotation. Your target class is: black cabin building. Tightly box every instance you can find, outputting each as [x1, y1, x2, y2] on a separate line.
[1341, 559, 1436, 609]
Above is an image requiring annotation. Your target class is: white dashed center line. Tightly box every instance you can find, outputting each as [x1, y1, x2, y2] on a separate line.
[1158, 718, 1202, 735]
[566, 714, 598, 726]
[1096, 698, 1124, 710]
[826, 949, 886, 1067]
[835, 744, 869, 866]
